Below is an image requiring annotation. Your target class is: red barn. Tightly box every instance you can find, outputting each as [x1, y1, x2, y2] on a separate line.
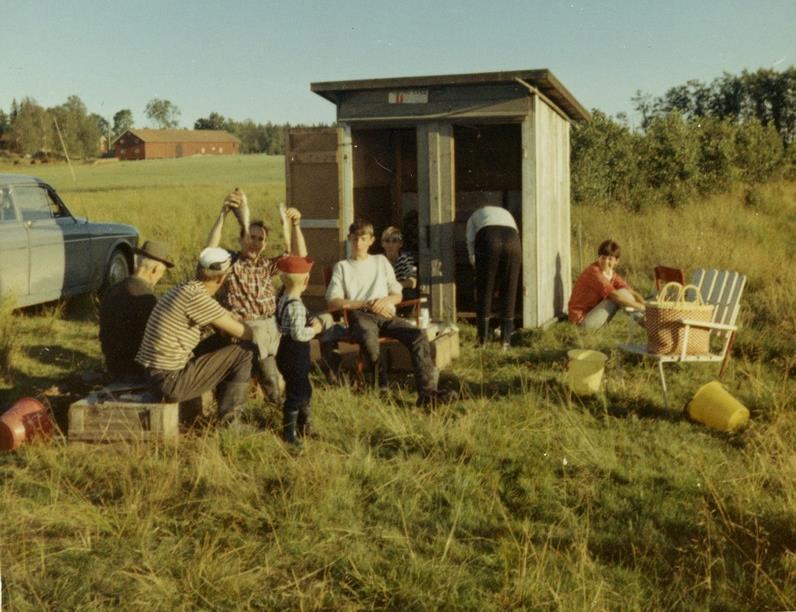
[113, 129, 240, 160]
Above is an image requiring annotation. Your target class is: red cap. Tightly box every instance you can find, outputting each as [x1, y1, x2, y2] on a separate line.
[276, 256, 314, 273]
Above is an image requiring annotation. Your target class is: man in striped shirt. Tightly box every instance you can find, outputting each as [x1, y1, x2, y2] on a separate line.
[135, 247, 256, 423]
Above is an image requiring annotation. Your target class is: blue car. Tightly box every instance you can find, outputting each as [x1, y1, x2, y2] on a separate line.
[0, 174, 139, 308]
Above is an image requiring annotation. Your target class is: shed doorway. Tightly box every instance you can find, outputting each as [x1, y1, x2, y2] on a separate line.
[351, 127, 419, 261]
[453, 123, 523, 320]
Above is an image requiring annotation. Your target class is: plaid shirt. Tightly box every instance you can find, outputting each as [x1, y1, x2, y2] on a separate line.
[221, 252, 280, 320]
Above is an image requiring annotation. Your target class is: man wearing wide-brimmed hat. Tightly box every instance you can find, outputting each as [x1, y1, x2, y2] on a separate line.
[99, 239, 174, 382]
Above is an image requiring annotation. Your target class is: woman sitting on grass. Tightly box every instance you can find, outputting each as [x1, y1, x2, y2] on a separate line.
[568, 239, 646, 332]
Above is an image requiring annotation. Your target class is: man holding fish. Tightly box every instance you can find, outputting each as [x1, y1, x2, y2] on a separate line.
[204, 188, 307, 405]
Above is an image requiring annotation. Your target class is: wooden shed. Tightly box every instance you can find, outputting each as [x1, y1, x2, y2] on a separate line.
[286, 69, 589, 328]
[114, 129, 240, 160]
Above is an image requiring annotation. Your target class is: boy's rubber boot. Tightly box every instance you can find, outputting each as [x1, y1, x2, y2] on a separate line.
[296, 403, 316, 439]
[282, 409, 300, 446]
[500, 318, 514, 350]
[217, 381, 251, 425]
[257, 356, 282, 405]
[476, 317, 490, 346]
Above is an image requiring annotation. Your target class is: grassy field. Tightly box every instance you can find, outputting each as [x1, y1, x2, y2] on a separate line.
[0, 156, 794, 609]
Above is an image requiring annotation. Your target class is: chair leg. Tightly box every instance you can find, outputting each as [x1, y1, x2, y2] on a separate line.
[657, 360, 669, 409]
[719, 331, 736, 379]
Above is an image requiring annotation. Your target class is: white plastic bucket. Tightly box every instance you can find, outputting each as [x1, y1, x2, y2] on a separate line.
[566, 349, 608, 395]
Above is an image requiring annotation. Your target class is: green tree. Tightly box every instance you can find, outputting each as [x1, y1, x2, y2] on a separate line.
[145, 98, 180, 129]
[49, 95, 101, 158]
[733, 118, 784, 183]
[571, 110, 643, 207]
[112, 109, 134, 138]
[10, 97, 51, 155]
[638, 112, 700, 206]
[194, 112, 226, 130]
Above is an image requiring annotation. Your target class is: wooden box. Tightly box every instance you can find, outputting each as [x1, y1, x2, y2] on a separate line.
[382, 326, 460, 371]
[68, 391, 179, 443]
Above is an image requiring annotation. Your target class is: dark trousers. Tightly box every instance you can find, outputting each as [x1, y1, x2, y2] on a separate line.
[346, 310, 436, 394]
[276, 336, 312, 412]
[475, 225, 521, 320]
[146, 341, 254, 403]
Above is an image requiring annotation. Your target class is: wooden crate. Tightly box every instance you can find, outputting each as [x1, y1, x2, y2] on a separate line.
[383, 326, 460, 371]
[68, 392, 179, 444]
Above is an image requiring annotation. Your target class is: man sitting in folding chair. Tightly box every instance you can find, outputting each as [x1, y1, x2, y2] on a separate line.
[568, 239, 646, 331]
[323, 219, 455, 408]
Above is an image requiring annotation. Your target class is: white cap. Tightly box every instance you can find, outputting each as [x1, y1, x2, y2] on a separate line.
[198, 247, 231, 272]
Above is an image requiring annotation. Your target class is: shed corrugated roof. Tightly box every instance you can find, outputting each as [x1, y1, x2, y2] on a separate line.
[124, 129, 240, 143]
[312, 69, 589, 122]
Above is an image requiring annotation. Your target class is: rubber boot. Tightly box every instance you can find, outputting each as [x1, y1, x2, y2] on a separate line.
[217, 381, 250, 425]
[500, 318, 514, 351]
[296, 403, 316, 439]
[257, 356, 282, 405]
[282, 409, 300, 445]
[476, 317, 490, 346]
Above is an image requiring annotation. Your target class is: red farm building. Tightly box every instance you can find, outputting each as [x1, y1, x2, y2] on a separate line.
[113, 129, 240, 160]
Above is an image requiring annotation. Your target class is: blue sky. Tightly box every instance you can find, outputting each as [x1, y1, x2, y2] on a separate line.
[2, 0, 794, 128]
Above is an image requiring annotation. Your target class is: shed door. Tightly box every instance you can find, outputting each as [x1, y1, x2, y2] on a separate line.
[285, 128, 341, 309]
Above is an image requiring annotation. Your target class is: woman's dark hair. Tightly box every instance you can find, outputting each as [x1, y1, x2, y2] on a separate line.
[597, 239, 621, 258]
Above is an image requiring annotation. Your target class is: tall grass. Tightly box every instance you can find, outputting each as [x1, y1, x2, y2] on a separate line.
[0, 295, 21, 383]
[0, 158, 793, 609]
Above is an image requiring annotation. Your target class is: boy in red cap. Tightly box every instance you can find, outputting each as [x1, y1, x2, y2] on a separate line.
[275, 256, 323, 444]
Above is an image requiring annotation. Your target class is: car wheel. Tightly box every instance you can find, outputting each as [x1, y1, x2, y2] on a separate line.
[102, 249, 130, 292]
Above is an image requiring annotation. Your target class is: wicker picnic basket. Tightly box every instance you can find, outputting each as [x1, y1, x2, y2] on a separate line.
[645, 282, 714, 356]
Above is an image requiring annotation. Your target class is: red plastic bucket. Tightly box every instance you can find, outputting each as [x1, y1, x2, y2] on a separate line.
[0, 397, 54, 451]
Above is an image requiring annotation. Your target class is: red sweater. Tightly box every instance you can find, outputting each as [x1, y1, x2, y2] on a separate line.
[568, 262, 629, 324]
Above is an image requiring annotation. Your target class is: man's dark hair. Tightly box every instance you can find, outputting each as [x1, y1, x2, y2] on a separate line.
[348, 219, 374, 237]
[240, 219, 269, 239]
[597, 239, 621, 258]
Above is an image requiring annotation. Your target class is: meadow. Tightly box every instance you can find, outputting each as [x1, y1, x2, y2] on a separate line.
[0, 155, 794, 610]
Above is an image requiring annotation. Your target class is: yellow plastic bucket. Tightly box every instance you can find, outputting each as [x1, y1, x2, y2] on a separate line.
[686, 381, 750, 432]
[566, 349, 607, 395]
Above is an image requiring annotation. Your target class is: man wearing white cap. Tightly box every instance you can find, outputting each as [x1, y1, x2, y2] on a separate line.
[135, 247, 256, 423]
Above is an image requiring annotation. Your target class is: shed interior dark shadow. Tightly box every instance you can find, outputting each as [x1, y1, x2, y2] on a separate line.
[351, 127, 419, 260]
[453, 123, 522, 320]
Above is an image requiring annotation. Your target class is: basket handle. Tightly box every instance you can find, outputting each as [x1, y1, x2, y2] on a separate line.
[680, 284, 704, 305]
[656, 281, 684, 303]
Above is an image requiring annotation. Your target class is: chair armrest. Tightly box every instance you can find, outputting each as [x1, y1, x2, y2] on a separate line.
[397, 298, 422, 324]
[679, 319, 737, 332]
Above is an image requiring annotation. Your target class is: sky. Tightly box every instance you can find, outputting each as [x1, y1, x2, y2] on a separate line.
[2, 0, 794, 129]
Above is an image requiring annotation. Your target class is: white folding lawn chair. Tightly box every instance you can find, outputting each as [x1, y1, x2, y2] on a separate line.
[619, 268, 746, 407]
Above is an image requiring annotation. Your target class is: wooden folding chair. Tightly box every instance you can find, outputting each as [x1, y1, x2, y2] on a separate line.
[654, 265, 686, 291]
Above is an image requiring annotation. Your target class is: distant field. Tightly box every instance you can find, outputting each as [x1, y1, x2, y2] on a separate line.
[0, 155, 288, 280]
[0, 157, 793, 609]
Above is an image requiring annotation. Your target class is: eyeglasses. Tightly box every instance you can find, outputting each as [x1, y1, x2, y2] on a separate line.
[382, 237, 402, 243]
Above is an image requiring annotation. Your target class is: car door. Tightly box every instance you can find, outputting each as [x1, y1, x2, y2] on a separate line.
[0, 187, 30, 302]
[46, 187, 92, 293]
[13, 183, 66, 301]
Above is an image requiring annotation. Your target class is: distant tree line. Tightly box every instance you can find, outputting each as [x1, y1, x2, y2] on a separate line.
[0, 96, 329, 158]
[193, 112, 330, 154]
[572, 67, 795, 209]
